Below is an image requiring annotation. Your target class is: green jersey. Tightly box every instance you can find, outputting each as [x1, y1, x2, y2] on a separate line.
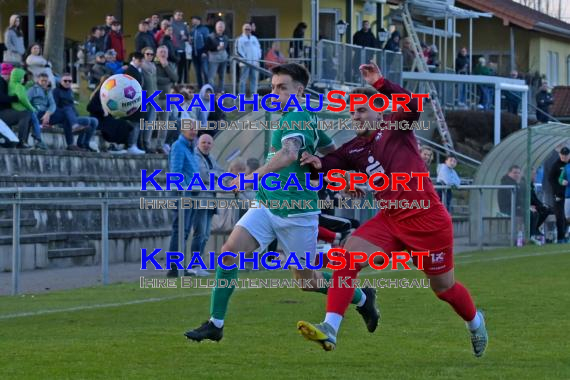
[256, 109, 333, 217]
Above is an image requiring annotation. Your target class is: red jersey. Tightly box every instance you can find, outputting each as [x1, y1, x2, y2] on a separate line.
[320, 77, 442, 220]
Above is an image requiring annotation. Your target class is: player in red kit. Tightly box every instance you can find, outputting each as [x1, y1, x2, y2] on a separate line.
[297, 62, 488, 357]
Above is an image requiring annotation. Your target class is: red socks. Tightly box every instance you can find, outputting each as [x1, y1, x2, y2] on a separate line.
[318, 226, 337, 244]
[436, 282, 477, 321]
[326, 264, 361, 316]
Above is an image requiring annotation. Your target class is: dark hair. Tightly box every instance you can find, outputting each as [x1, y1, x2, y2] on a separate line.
[140, 20, 149, 25]
[37, 72, 49, 78]
[191, 16, 201, 21]
[508, 164, 521, 172]
[446, 154, 457, 161]
[132, 51, 144, 60]
[61, 72, 72, 78]
[271, 63, 310, 88]
[246, 158, 260, 171]
[560, 147, 570, 155]
[91, 26, 99, 34]
[350, 87, 384, 109]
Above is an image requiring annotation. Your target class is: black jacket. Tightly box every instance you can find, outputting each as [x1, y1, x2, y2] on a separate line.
[135, 31, 156, 52]
[549, 159, 566, 199]
[160, 35, 179, 64]
[0, 77, 18, 111]
[124, 64, 144, 120]
[498, 175, 525, 216]
[52, 84, 76, 109]
[87, 89, 133, 144]
[455, 53, 469, 74]
[353, 29, 378, 48]
[536, 90, 553, 122]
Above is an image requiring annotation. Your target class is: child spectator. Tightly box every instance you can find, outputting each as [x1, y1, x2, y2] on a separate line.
[8, 67, 43, 148]
[104, 49, 126, 74]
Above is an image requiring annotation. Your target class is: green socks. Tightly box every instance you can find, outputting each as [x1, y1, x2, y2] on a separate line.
[316, 271, 364, 305]
[209, 266, 238, 320]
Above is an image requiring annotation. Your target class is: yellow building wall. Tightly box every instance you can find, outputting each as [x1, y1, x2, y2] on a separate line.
[530, 36, 570, 85]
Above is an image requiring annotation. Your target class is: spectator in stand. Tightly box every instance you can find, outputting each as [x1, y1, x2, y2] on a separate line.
[9, 67, 48, 149]
[530, 168, 551, 245]
[195, 84, 214, 129]
[190, 16, 210, 89]
[549, 146, 569, 243]
[536, 80, 554, 123]
[104, 21, 125, 62]
[154, 19, 170, 45]
[149, 14, 161, 34]
[104, 49, 126, 74]
[0, 63, 32, 148]
[246, 157, 260, 176]
[455, 47, 469, 106]
[205, 91, 226, 137]
[84, 27, 106, 65]
[290, 22, 307, 59]
[384, 30, 401, 52]
[51, 73, 98, 151]
[504, 70, 522, 115]
[140, 47, 158, 153]
[135, 20, 156, 53]
[25, 43, 55, 88]
[498, 165, 526, 218]
[170, 10, 190, 83]
[166, 119, 199, 277]
[89, 52, 113, 89]
[401, 37, 415, 71]
[236, 23, 261, 96]
[86, 74, 132, 154]
[27, 72, 55, 150]
[3, 15, 25, 66]
[353, 21, 379, 49]
[249, 21, 259, 38]
[436, 155, 461, 212]
[419, 145, 434, 173]
[159, 26, 179, 65]
[192, 133, 225, 275]
[103, 14, 115, 35]
[154, 45, 178, 154]
[264, 41, 287, 70]
[474, 57, 492, 110]
[206, 21, 230, 92]
[124, 52, 145, 155]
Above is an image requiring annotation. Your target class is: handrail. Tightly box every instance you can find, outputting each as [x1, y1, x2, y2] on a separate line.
[415, 135, 481, 168]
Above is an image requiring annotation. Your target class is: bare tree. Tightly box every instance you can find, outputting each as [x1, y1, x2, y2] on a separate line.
[43, 0, 67, 74]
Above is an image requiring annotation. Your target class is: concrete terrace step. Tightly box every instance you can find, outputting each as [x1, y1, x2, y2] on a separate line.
[0, 147, 168, 177]
[48, 247, 96, 259]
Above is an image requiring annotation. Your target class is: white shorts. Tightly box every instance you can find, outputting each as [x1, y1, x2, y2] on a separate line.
[236, 205, 319, 266]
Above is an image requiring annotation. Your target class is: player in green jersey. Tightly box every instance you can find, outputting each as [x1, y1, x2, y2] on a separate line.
[185, 63, 379, 342]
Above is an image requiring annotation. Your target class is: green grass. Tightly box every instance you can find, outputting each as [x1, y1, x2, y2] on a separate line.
[1, 245, 569, 379]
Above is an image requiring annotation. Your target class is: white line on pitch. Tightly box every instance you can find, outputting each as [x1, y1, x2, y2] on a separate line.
[0, 248, 567, 320]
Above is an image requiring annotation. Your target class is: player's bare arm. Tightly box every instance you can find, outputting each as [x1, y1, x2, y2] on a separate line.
[230, 136, 303, 189]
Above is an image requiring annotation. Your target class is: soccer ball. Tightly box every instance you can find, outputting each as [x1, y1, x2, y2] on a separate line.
[100, 74, 142, 118]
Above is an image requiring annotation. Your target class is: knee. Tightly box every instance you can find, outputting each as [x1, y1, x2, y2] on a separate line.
[432, 279, 455, 294]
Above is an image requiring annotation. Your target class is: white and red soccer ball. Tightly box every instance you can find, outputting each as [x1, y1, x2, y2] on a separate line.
[100, 74, 142, 118]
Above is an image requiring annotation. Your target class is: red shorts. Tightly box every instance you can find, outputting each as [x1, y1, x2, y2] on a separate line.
[352, 204, 454, 275]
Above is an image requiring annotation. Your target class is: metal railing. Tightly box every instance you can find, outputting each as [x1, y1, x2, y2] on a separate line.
[2, 184, 519, 295]
[316, 39, 403, 87]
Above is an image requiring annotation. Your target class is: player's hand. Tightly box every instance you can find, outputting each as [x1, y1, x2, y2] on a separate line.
[300, 151, 322, 170]
[359, 62, 383, 86]
[563, 180, 569, 186]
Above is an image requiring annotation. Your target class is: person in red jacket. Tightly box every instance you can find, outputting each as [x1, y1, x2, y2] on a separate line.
[104, 21, 125, 62]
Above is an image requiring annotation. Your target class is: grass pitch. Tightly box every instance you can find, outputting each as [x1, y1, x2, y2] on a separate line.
[1, 244, 569, 379]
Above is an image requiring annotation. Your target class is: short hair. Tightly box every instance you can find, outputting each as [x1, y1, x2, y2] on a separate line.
[191, 16, 201, 21]
[445, 154, 457, 161]
[560, 147, 570, 155]
[271, 63, 310, 88]
[37, 72, 49, 78]
[61, 72, 72, 78]
[246, 158, 260, 171]
[91, 26, 99, 34]
[132, 51, 144, 60]
[140, 20, 149, 25]
[508, 164, 521, 172]
[420, 146, 433, 154]
[349, 87, 384, 109]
